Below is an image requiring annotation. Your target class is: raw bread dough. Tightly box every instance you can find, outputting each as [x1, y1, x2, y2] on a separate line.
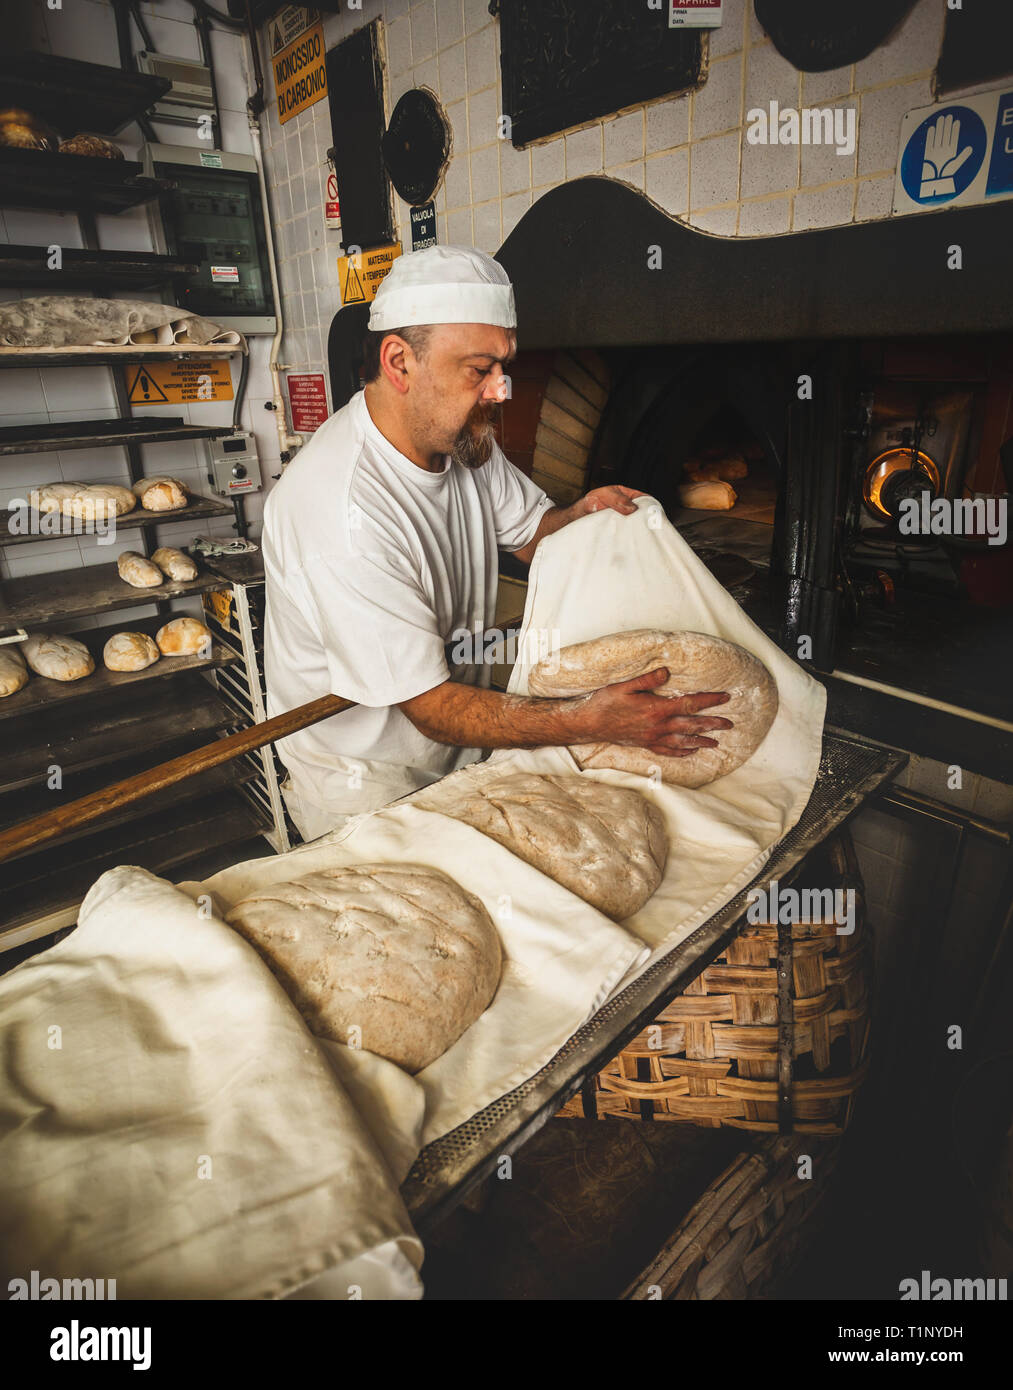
[117, 551, 163, 588]
[152, 546, 197, 582]
[155, 617, 211, 656]
[133, 476, 188, 511]
[23, 633, 94, 682]
[528, 628, 778, 789]
[225, 863, 502, 1073]
[103, 631, 160, 672]
[678, 480, 737, 510]
[0, 644, 28, 697]
[30, 482, 136, 520]
[416, 771, 668, 920]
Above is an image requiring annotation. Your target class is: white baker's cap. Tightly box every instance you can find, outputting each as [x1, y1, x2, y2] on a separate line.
[367, 244, 516, 331]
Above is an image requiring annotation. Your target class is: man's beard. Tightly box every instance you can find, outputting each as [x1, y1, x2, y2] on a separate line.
[450, 403, 500, 469]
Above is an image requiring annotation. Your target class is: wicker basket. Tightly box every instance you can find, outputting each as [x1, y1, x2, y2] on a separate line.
[623, 1135, 838, 1299]
[559, 829, 870, 1135]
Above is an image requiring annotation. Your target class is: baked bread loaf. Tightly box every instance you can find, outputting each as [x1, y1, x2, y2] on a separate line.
[686, 454, 748, 482]
[132, 476, 187, 511]
[23, 633, 94, 682]
[152, 546, 197, 582]
[117, 551, 163, 588]
[103, 631, 160, 672]
[30, 482, 136, 520]
[225, 863, 502, 1073]
[417, 772, 668, 919]
[58, 133, 124, 159]
[678, 480, 737, 510]
[0, 108, 57, 151]
[0, 645, 29, 698]
[155, 617, 211, 656]
[528, 629, 778, 789]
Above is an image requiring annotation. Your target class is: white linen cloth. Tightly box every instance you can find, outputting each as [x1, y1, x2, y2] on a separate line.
[490, 494, 827, 968]
[0, 865, 424, 1301]
[0, 493, 825, 1300]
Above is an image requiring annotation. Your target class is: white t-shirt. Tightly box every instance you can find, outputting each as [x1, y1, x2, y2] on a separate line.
[262, 386, 553, 828]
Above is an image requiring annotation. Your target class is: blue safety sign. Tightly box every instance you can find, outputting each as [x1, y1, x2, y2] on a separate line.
[894, 87, 1013, 214]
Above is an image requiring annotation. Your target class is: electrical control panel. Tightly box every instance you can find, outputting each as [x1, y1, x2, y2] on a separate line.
[205, 432, 262, 497]
[144, 143, 277, 335]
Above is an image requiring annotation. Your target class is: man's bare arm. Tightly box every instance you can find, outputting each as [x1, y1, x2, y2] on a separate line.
[400, 666, 732, 759]
[509, 485, 644, 565]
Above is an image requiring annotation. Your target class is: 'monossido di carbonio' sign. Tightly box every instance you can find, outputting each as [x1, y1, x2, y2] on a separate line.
[273, 22, 327, 125]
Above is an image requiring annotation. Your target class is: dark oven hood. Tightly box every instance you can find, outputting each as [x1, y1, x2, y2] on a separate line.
[498, 176, 1013, 346]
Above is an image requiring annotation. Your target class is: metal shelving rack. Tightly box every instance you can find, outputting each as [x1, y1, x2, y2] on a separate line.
[0, 51, 282, 952]
[201, 552, 297, 856]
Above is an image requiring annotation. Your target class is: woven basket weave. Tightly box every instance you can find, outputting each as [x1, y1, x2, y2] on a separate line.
[559, 829, 870, 1135]
[623, 1135, 838, 1299]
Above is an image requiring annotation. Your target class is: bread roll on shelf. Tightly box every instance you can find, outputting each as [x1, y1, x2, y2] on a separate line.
[117, 551, 163, 588]
[103, 631, 161, 672]
[30, 482, 136, 520]
[156, 616, 212, 656]
[22, 633, 95, 682]
[0, 644, 29, 697]
[151, 547, 198, 582]
[132, 476, 188, 511]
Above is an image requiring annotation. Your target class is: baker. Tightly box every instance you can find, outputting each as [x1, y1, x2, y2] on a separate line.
[262, 245, 732, 841]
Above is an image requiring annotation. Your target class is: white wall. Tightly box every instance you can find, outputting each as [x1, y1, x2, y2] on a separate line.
[258, 0, 974, 381]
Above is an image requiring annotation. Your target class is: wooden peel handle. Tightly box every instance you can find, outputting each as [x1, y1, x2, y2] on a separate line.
[0, 692, 354, 867]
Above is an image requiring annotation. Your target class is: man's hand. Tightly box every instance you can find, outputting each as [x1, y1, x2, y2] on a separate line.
[577, 666, 732, 757]
[577, 485, 646, 517]
[511, 485, 648, 564]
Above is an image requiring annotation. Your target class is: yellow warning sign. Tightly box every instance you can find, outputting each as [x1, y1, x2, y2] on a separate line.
[273, 21, 326, 126]
[125, 359, 234, 405]
[337, 243, 402, 307]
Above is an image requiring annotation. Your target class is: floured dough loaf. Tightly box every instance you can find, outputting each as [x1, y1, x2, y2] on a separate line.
[678, 480, 737, 510]
[155, 616, 211, 656]
[416, 772, 668, 920]
[103, 631, 160, 671]
[30, 482, 136, 520]
[23, 633, 94, 682]
[529, 629, 778, 789]
[152, 546, 197, 582]
[117, 551, 163, 588]
[225, 863, 502, 1073]
[0, 644, 28, 697]
[133, 476, 187, 511]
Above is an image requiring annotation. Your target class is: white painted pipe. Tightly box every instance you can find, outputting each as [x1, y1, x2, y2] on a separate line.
[246, 71, 303, 462]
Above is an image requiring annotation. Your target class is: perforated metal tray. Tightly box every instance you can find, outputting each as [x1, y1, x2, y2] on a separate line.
[402, 729, 905, 1231]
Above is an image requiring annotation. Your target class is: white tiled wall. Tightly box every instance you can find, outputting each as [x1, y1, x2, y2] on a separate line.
[253, 0, 976, 381]
[0, 0, 279, 603]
